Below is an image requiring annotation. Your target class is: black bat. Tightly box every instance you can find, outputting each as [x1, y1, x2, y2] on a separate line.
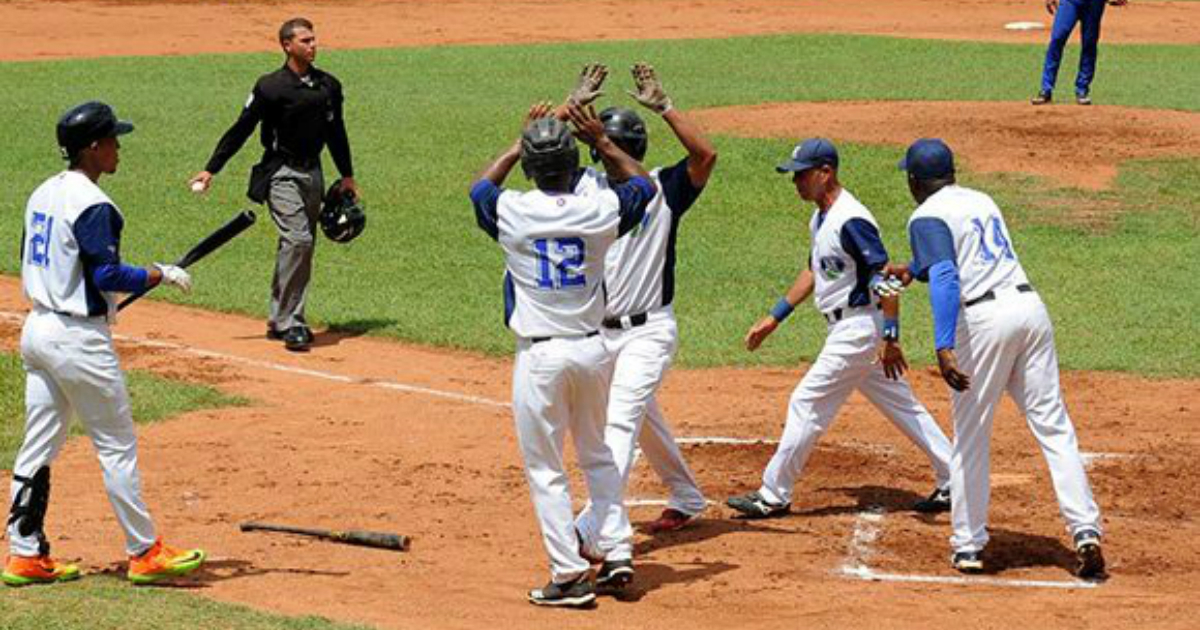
[118, 210, 257, 311]
[239, 522, 411, 552]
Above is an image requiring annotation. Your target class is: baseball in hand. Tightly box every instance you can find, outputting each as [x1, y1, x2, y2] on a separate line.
[190, 181, 206, 193]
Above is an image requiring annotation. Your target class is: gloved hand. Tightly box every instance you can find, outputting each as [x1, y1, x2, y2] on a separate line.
[567, 63, 609, 107]
[154, 263, 192, 294]
[628, 62, 673, 114]
[870, 273, 906, 298]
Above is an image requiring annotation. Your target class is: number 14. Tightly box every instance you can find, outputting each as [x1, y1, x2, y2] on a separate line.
[971, 216, 1015, 262]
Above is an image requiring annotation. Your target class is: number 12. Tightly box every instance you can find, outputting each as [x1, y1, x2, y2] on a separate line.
[534, 237, 586, 290]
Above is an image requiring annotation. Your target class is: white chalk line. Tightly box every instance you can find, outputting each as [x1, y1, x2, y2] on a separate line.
[838, 508, 1099, 590]
[625, 498, 716, 508]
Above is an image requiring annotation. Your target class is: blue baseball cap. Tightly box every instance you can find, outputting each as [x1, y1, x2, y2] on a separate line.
[776, 138, 838, 173]
[898, 138, 955, 179]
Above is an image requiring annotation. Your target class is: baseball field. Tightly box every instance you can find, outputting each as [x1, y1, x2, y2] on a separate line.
[1, 1, 1198, 628]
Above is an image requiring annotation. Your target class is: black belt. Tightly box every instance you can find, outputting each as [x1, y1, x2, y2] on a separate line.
[824, 303, 882, 324]
[530, 331, 599, 344]
[964, 283, 1034, 308]
[602, 312, 649, 330]
[281, 155, 320, 170]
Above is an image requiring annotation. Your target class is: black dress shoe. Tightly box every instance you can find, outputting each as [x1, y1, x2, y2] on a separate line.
[266, 326, 285, 341]
[283, 326, 313, 352]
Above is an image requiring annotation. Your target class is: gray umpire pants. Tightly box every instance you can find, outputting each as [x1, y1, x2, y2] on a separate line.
[267, 163, 324, 332]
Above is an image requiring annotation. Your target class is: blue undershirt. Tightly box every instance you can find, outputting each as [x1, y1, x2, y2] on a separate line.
[908, 217, 961, 350]
[74, 203, 148, 315]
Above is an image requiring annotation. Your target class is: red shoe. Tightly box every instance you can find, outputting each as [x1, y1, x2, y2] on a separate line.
[2, 554, 81, 587]
[127, 539, 206, 585]
[647, 508, 701, 534]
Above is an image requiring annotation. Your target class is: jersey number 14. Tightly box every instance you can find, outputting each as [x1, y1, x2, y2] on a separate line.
[971, 216, 1015, 262]
[534, 237, 586, 290]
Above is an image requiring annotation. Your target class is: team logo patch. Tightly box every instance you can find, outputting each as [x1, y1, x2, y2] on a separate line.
[819, 255, 846, 280]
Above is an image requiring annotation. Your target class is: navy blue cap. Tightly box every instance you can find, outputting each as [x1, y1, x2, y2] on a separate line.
[899, 138, 955, 180]
[776, 138, 838, 173]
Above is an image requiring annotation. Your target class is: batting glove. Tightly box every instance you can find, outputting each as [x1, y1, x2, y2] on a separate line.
[154, 263, 192, 294]
[870, 273, 905, 299]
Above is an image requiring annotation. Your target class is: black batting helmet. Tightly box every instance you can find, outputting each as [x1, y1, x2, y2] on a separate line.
[56, 101, 133, 161]
[593, 107, 648, 163]
[520, 117, 579, 182]
[320, 179, 366, 243]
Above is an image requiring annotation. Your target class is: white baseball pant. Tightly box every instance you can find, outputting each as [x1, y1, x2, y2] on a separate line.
[8, 309, 156, 557]
[758, 311, 953, 506]
[576, 308, 706, 547]
[949, 289, 1101, 553]
[512, 334, 632, 583]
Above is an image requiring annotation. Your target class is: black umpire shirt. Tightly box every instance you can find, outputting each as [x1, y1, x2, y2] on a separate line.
[204, 64, 353, 177]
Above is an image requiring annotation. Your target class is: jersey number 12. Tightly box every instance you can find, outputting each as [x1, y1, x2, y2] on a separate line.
[534, 237, 586, 290]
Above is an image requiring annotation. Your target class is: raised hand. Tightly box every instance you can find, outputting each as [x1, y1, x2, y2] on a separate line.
[628, 62, 673, 114]
[568, 63, 609, 107]
[565, 103, 605, 146]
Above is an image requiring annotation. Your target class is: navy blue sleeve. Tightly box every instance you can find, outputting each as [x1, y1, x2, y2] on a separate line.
[908, 217, 957, 282]
[840, 218, 889, 273]
[657, 157, 703, 217]
[613, 176, 656, 236]
[928, 260, 962, 350]
[73, 204, 148, 293]
[470, 180, 502, 241]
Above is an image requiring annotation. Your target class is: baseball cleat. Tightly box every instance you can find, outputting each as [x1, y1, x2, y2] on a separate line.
[528, 574, 597, 608]
[726, 491, 790, 519]
[1030, 90, 1052, 105]
[1075, 91, 1093, 106]
[127, 539, 206, 585]
[2, 555, 81, 587]
[647, 508, 702, 534]
[283, 326, 313, 352]
[913, 486, 952, 514]
[1073, 529, 1106, 580]
[951, 550, 984, 574]
[595, 559, 634, 591]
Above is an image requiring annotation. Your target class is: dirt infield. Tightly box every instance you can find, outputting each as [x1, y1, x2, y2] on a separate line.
[0, 0, 1198, 61]
[692, 101, 1200, 191]
[2, 277, 1198, 629]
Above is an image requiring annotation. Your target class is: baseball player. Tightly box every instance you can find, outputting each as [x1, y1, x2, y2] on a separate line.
[569, 63, 713, 541]
[190, 17, 358, 352]
[1032, 0, 1128, 105]
[726, 138, 954, 520]
[5, 101, 205, 587]
[469, 102, 656, 608]
[896, 138, 1104, 578]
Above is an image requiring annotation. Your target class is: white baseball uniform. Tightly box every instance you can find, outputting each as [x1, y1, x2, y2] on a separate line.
[572, 161, 707, 548]
[9, 170, 157, 557]
[757, 189, 953, 506]
[470, 174, 655, 583]
[907, 184, 1101, 554]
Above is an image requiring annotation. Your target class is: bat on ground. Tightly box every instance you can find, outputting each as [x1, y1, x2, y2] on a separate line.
[239, 522, 411, 552]
[118, 209, 257, 311]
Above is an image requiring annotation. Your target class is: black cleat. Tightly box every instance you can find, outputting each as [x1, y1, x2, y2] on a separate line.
[1031, 90, 1053, 105]
[1075, 91, 1093, 106]
[266, 326, 285, 341]
[1074, 529, 1106, 580]
[283, 326, 313, 352]
[952, 550, 984, 574]
[528, 574, 596, 608]
[595, 559, 634, 591]
[726, 491, 790, 519]
[914, 486, 951, 514]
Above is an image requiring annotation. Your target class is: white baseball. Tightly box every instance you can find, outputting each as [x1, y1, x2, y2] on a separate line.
[190, 181, 205, 193]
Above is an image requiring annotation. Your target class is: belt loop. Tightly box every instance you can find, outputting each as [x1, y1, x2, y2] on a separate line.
[621, 315, 632, 329]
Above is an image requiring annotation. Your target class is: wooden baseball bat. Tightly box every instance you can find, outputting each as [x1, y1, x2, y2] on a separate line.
[239, 522, 411, 552]
[118, 209, 258, 311]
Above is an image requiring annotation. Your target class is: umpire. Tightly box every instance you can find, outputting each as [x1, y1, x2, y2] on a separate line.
[190, 17, 357, 352]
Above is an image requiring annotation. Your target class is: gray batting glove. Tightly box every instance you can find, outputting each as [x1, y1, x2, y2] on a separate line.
[567, 63, 609, 107]
[154, 263, 192, 294]
[627, 62, 673, 114]
[870, 274, 905, 299]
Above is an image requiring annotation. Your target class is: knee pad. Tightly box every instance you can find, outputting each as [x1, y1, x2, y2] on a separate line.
[8, 466, 51, 554]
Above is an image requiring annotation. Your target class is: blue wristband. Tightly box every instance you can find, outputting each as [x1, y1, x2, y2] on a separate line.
[882, 317, 900, 342]
[770, 298, 794, 323]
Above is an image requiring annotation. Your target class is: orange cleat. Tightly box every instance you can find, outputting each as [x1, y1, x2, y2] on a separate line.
[2, 554, 81, 587]
[127, 539, 206, 585]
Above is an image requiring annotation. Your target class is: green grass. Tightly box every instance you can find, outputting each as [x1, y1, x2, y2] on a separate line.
[0, 34, 1197, 375]
[0, 574, 372, 630]
[0, 352, 246, 469]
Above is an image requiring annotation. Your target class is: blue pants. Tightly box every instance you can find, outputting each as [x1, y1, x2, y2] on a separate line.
[1039, 0, 1108, 95]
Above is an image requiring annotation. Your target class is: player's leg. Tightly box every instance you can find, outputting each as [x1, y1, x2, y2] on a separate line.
[7, 367, 73, 557]
[1038, 0, 1084, 97]
[947, 310, 1020, 568]
[602, 318, 677, 493]
[511, 341, 592, 585]
[1007, 299, 1101, 539]
[859, 368, 953, 497]
[267, 165, 322, 339]
[1074, 0, 1108, 99]
[639, 397, 707, 519]
[736, 319, 874, 512]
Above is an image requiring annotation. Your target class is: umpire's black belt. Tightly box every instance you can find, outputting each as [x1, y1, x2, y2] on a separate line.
[530, 331, 600, 344]
[602, 312, 649, 330]
[281, 154, 320, 170]
[824, 303, 882, 325]
[964, 283, 1034, 308]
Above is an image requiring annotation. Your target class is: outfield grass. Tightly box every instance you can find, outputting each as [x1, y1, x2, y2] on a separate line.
[0, 34, 1196, 376]
[0, 352, 246, 469]
[0, 574, 372, 630]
